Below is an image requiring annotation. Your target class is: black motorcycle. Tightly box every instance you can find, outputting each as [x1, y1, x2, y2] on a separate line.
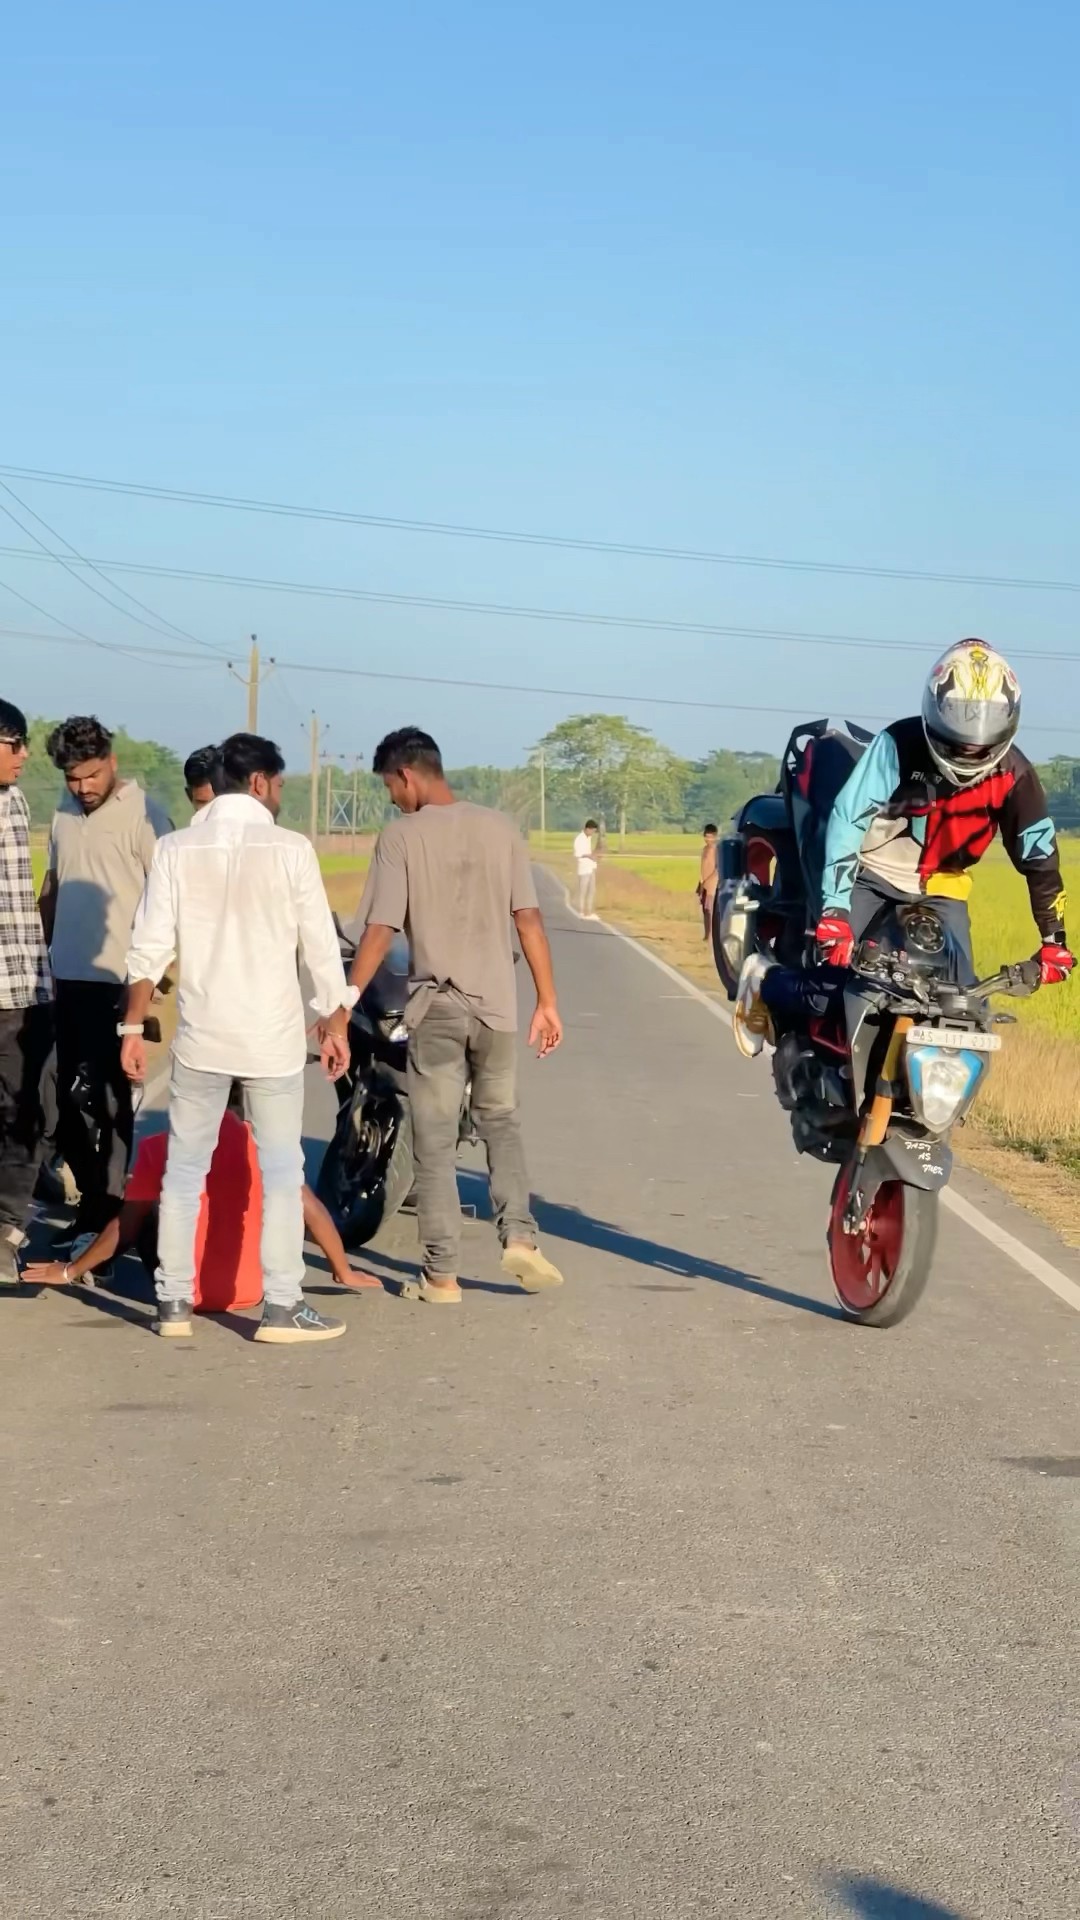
[713, 721, 1041, 1326]
[316, 923, 476, 1249]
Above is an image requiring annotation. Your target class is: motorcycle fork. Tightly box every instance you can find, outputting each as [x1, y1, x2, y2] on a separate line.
[843, 1015, 913, 1233]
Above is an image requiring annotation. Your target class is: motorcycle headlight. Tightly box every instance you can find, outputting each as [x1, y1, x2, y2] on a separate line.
[378, 1014, 409, 1044]
[905, 1046, 986, 1132]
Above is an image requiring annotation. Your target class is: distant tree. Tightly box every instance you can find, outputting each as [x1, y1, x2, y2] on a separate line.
[535, 713, 688, 842]
[684, 748, 780, 832]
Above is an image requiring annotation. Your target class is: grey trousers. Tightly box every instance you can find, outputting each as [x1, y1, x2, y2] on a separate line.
[576, 871, 597, 916]
[407, 994, 536, 1278]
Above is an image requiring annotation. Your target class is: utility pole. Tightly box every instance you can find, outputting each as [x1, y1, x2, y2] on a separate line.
[308, 713, 320, 844]
[351, 756, 361, 855]
[538, 746, 546, 845]
[229, 634, 273, 730]
[324, 760, 334, 838]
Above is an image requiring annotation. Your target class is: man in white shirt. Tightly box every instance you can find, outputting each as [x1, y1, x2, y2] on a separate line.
[573, 819, 600, 917]
[122, 733, 357, 1343]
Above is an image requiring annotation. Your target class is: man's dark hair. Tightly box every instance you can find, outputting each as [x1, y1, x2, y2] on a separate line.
[218, 732, 286, 792]
[584, 818, 599, 831]
[46, 715, 114, 771]
[184, 744, 222, 793]
[372, 727, 443, 778]
[0, 698, 28, 744]
[703, 823, 718, 836]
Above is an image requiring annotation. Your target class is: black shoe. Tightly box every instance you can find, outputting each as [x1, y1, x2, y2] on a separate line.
[154, 1300, 193, 1338]
[254, 1302, 346, 1344]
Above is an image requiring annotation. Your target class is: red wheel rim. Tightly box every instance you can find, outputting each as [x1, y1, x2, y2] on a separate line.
[829, 1167, 904, 1313]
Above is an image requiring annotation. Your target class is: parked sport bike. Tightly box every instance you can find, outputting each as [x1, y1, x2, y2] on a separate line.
[316, 922, 477, 1249]
[712, 720, 1042, 1326]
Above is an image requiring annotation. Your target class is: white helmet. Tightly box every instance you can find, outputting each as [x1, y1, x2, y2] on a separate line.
[921, 639, 1021, 785]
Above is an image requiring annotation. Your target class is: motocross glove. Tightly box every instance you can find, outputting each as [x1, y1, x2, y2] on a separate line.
[814, 913, 855, 968]
[1038, 942, 1075, 986]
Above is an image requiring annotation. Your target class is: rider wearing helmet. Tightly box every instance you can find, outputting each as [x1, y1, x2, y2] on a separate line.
[814, 638, 1072, 985]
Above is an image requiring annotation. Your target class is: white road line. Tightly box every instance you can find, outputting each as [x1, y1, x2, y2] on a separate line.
[940, 1189, 1080, 1313]
[543, 868, 1080, 1315]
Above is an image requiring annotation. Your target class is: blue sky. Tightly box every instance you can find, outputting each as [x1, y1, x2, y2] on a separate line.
[4, 1, 1079, 770]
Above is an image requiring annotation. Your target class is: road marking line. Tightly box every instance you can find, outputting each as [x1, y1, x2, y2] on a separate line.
[542, 868, 1080, 1315]
[940, 1189, 1080, 1313]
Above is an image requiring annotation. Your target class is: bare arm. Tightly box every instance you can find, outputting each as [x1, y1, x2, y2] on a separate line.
[302, 1186, 365, 1288]
[348, 923, 395, 998]
[24, 1202, 154, 1285]
[38, 868, 57, 943]
[513, 906, 562, 1056]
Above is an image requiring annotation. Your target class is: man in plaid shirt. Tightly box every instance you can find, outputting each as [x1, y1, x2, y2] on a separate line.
[0, 699, 54, 1284]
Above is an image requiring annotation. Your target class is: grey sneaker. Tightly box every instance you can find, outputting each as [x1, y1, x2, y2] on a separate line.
[154, 1300, 194, 1338]
[254, 1302, 346, 1344]
[0, 1233, 23, 1288]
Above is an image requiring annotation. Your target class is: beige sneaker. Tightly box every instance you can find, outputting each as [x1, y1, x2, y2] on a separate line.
[732, 953, 776, 1059]
[418, 1276, 463, 1304]
[501, 1243, 564, 1292]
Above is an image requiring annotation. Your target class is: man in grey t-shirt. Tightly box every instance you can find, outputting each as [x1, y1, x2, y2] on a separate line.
[39, 715, 170, 1242]
[346, 727, 564, 1303]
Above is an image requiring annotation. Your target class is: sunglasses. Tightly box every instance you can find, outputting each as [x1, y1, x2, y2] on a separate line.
[0, 734, 27, 752]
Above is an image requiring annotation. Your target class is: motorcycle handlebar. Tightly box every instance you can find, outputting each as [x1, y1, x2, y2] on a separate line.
[971, 957, 1043, 998]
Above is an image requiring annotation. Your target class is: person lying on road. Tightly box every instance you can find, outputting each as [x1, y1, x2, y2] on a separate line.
[25, 1092, 376, 1302]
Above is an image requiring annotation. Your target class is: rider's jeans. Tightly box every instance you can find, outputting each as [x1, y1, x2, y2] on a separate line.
[155, 1059, 306, 1309]
[407, 992, 536, 1279]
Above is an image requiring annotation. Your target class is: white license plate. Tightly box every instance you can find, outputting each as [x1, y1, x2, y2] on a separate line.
[905, 1026, 1001, 1052]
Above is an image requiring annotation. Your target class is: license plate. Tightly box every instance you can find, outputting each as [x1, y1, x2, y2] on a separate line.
[905, 1026, 1001, 1052]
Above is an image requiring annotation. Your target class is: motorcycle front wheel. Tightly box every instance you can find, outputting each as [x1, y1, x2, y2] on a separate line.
[316, 1097, 415, 1250]
[826, 1160, 938, 1328]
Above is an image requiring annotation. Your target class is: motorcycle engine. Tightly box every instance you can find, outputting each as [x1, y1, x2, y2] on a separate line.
[772, 1034, 852, 1161]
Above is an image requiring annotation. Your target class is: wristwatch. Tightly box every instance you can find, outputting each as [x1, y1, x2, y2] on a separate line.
[116, 1022, 145, 1037]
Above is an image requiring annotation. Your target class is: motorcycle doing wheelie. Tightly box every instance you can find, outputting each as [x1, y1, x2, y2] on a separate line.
[316, 922, 476, 1250]
[712, 720, 1042, 1326]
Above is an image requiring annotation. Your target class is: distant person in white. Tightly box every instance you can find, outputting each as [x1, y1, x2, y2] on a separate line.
[573, 819, 600, 916]
[121, 732, 357, 1344]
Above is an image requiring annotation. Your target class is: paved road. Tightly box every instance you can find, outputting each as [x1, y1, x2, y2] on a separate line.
[2, 876, 1078, 1919]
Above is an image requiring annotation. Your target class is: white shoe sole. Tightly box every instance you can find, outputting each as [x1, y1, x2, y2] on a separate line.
[253, 1321, 346, 1343]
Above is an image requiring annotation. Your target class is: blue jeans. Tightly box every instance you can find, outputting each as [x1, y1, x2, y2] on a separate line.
[155, 1060, 307, 1310]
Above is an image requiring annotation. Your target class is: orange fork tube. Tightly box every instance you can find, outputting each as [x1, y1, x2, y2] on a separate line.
[857, 1016, 914, 1150]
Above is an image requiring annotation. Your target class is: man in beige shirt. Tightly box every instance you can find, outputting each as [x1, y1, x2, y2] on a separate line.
[39, 715, 171, 1245]
[347, 727, 564, 1304]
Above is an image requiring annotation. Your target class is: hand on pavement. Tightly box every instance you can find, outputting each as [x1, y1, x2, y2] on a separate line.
[120, 1034, 147, 1083]
[528, 1002, 563, 1057]
[1038, 941, 1075, 985]
[815, 913, 855, 968]
[23, 1260, 74, 1286]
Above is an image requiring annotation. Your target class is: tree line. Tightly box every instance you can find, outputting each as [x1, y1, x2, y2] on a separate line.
[17, 712, 1080, 838]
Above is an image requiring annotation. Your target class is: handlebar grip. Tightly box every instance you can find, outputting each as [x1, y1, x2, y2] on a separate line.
[1017, 957, 1043, 990]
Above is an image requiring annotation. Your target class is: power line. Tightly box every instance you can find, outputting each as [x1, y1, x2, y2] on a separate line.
[2, 460, 1078, 597]
[7, 543, 1080, 665]
[0, 495, 229, 664]
[0, 478, 228, 658]
[5, 620, 1080, 736]
[0, 583, 198, 669]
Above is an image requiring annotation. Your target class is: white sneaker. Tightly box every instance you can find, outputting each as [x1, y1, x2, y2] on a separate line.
[732, 953, 776, 1059]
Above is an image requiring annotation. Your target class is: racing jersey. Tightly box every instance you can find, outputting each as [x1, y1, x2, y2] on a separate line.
[821, 716, 1066, 941]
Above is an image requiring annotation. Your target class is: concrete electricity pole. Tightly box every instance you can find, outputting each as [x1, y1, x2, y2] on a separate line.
[308, 712, 321, 843]
[229, 635, 273, 730]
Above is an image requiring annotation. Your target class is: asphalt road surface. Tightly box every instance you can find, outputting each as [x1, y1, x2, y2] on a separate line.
[2, 875, 1078, 1920]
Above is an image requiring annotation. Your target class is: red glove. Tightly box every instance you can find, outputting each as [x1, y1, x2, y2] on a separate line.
[815, 913, 855, 967]
[1038, 942, 1075, 985]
